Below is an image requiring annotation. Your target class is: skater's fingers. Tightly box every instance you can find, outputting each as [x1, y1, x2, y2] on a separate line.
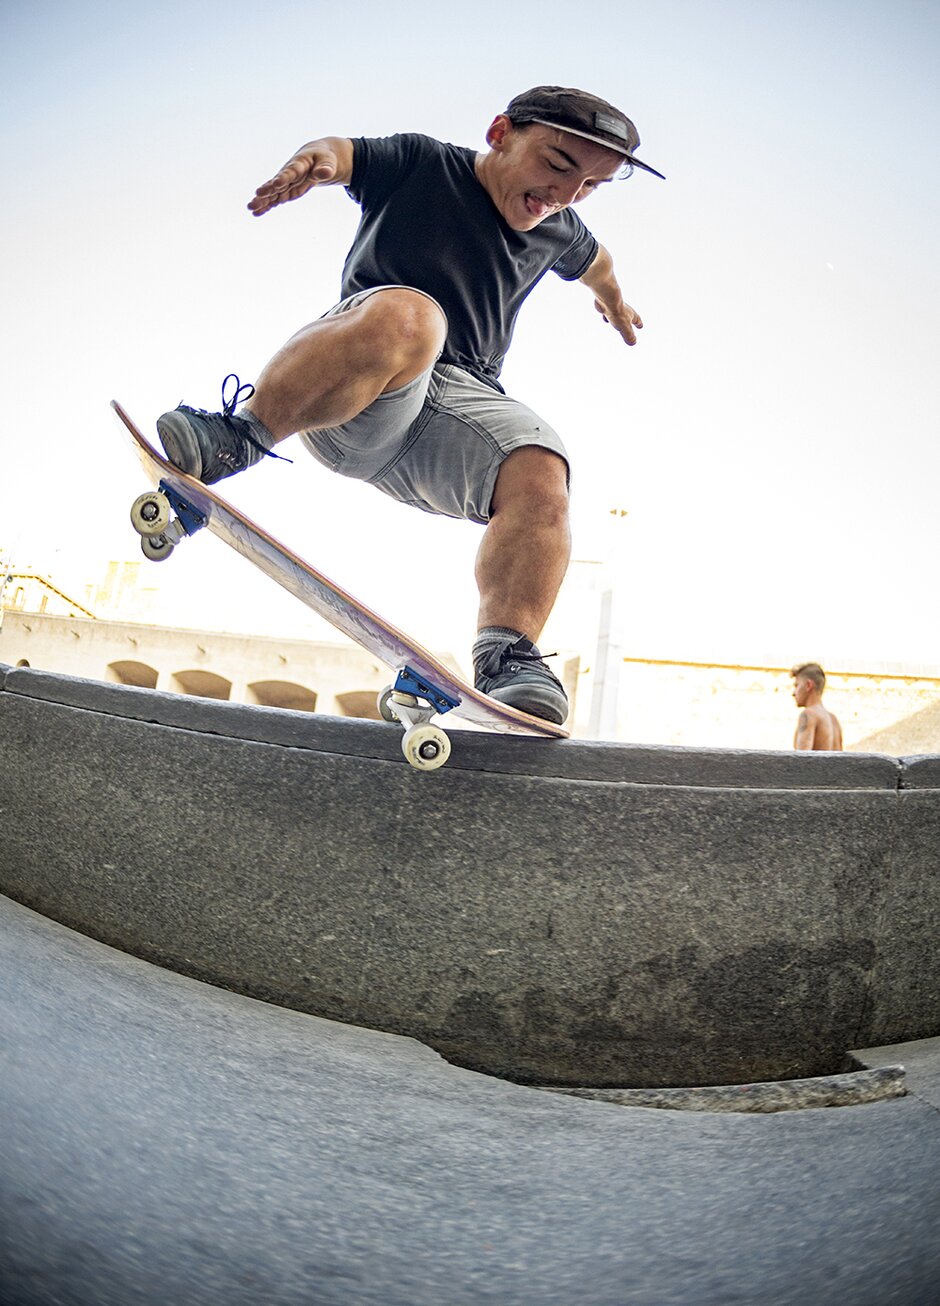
[247, 139, 352, 214]
[247, 147, 337, 214]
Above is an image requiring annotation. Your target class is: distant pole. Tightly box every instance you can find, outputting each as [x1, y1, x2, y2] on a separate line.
[0, 551, 14, 632]
[587, 510, 627, 740]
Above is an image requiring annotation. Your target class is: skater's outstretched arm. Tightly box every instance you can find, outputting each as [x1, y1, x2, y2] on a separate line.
[579, 244, 643, 346]
[248, 136, 354, 216]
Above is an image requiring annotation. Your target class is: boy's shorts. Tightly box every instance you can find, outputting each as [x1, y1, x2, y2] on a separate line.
[298, 286, 569, 525]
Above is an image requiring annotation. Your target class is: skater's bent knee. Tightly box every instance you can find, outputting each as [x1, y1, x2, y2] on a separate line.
[363, 288, 447, 364]
[491, 448, 570, 519]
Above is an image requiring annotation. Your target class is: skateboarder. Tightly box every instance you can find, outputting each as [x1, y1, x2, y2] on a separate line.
[791, 663, 843, 751]
[156, 86, 664, 725]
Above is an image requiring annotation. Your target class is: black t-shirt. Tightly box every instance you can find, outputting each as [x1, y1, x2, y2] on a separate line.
[342, 133, 598, 390]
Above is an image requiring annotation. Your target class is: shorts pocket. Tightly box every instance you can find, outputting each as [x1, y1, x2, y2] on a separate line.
[301, 429, 347, 472]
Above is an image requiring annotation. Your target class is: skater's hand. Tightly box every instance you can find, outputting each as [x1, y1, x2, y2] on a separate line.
[579, 245, 643, 346]
[248, 137, 354, 216]
[594, 297, 643, 346]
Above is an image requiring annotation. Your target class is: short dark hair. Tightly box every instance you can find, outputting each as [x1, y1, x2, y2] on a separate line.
[790, 662, 826, 692]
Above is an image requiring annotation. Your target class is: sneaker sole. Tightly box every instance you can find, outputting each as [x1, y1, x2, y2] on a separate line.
[155, 411, 202, 477]
[487, 684, 568, 726]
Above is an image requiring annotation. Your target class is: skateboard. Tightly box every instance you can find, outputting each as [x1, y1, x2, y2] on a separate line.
[112, 401, 569, 770]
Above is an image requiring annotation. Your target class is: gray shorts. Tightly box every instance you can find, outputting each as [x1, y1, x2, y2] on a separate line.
[298, 286, 569, 525]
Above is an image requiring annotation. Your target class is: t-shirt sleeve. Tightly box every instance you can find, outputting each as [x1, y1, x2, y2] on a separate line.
[551, 215, 599, 281]
[346, 133, 429, 210]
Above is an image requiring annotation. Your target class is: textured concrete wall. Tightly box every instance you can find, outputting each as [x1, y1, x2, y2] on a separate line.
[1, 663, 937, 1088]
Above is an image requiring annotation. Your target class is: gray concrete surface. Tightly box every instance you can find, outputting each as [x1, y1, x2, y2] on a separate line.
[3, 894, 940, 1306]
[2, 664, 939, 1087]
[855, 1034, 940, 1110]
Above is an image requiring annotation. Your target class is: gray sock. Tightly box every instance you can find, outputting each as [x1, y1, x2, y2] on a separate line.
[240, 409, 275, 451]
[472, 626, 525, 673]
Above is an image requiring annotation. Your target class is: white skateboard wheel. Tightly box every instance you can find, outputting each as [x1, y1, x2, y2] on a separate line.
[130, 491, 171, 536]
[140, 533, 175, 562]
[401, 723, 451, 771]
[378, 687, 399, 722]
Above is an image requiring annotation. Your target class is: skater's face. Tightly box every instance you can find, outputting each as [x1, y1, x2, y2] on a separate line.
[477, 116, 623, 231]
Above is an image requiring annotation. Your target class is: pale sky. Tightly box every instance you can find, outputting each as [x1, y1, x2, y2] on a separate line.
[2, 0, 938, 673]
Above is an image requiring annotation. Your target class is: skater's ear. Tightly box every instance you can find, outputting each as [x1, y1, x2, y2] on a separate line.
[485, 114, 514, 150]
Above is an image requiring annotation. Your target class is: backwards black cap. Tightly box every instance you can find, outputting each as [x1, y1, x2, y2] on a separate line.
[505, 86, 665, 180]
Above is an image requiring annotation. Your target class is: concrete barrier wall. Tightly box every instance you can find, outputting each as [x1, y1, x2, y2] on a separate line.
[1, 664, 937, 1087]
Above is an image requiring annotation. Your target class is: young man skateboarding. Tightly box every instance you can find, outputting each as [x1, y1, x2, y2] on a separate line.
[156, 86, 664, 725]
[791, 662, 843, 751]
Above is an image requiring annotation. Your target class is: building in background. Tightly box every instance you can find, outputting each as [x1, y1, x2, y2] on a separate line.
[2, 557, 937, 752]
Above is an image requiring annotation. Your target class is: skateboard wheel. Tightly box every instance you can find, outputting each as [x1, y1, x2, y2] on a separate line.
[131, 491, 171, 536]
[140, 533, 175, 562]
[401, 723, 451, 771]
[378, 687, 399, 723]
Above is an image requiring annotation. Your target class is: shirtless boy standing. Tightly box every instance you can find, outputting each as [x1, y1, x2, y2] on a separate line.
[791, 662, 843, 751]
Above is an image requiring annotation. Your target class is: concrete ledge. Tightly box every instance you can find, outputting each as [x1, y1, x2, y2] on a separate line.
[0, 664, 902, 787]
[900, 755, 940, 788]
[1, 666, 938, 1086]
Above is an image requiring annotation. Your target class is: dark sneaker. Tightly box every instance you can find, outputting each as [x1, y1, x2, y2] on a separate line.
[156, 374, 278, 485]
[474, 633, 568, 725]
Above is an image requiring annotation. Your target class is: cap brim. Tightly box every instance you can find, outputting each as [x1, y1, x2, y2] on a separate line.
[529, 118, 666, 180]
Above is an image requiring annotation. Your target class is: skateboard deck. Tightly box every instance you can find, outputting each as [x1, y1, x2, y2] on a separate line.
[113, 401, 568, 767]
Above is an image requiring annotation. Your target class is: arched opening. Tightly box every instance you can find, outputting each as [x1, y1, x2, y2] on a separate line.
[170, 669, 232, 701]
[107, 660, 159, 690]
[247, 680, 318, 713]
[335, 690, 382, 721]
